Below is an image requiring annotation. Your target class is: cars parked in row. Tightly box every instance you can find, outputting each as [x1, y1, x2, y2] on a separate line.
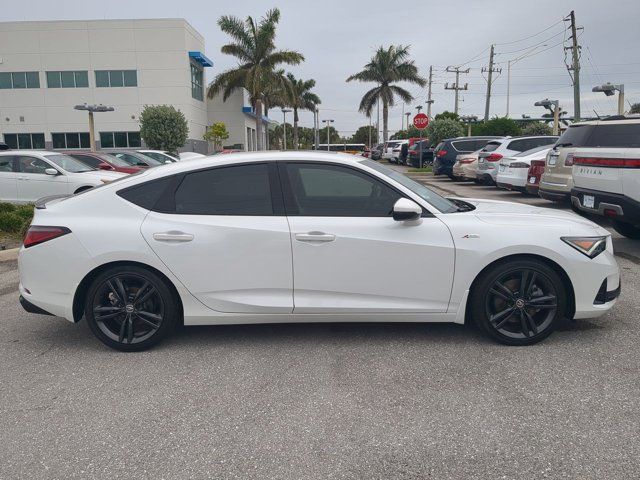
[19, 151, 620, 351]
[0, 150, 126, 204]
[496, 145, 554, 192]
[476, 136, 559, 185]
[64, 151, 144, 174]
[434, 136, 502, 177]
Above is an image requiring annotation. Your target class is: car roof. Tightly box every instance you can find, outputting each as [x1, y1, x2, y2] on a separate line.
[0, 150, 59, 156]
[569, 117, 640, 127]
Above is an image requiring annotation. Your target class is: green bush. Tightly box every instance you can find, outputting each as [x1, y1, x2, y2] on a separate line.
[19, 218, 31, 237]
[0, 202, 16, 214]
[14, 204, 34, 221]
[0, 213, 24, 233]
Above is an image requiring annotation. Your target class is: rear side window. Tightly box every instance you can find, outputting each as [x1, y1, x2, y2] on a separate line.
[174, 163, 273, 215]
[506, 139, 529, 152]
[0, 156, 14, 172]
[70, 154, 101, 168]
[117, 177, 173, 210]
[481, 141, 501, 152]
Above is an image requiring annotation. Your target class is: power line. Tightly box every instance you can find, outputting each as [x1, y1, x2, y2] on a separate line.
[495, 18, 565, 46]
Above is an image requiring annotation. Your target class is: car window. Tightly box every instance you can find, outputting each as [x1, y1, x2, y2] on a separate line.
[506, 139, 529, 152]
[587, 124, 640, 147]
[98, 154, 130, 167]
[174, 163, 273, 215]
[112, 152, 160, 166]
[0, 156, 14, 172]
[70, 154, 102, 168]
[473, 139, 493, 150]
[515, 145, 554, 157]
[44, 154, 94, 173]
[141, 152, 174, 164]
[481, 141, 501, 152]
[451, 140, 478, 152]
[117, 177, 173, 210]
[284, 163, 401, 217]
[17, 156, 51, 174]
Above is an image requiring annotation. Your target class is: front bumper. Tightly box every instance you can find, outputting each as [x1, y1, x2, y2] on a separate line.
[539, 187, 570, 201]
[571, 187, 640, 224]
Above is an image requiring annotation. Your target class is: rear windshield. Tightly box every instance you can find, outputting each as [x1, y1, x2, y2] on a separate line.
[556, 123, 640, 148]
[481, 141, 501, 152]
[44, 154, 95, 173]
[515, 145, 553, 157]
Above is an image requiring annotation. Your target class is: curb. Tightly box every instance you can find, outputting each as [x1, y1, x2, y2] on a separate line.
[0, 248, 20, 263]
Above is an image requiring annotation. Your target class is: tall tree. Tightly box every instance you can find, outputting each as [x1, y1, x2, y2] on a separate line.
[207, 8, 304, 150]
[286, 73, 321, 149]
[262, 69, 293, 150]
[347, 45, 426, 143]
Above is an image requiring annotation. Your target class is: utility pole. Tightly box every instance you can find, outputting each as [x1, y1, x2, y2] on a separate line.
[368, 114, 372, 148]
[322, 119, 334, 151]
[426, 65, 434, 118]
[405, 112, 411, 132]
[482, 45, 500, 121]
[281, 109, 291, 150]
[565, 10, 581, 121]
[445, 66, 469, 115]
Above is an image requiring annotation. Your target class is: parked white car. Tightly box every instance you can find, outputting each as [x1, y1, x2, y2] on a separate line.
[136, 150, 178, 164]
[178, 152, 206, 161]
[496, 145, 554, 192]
[382, 140, 401, 162]
[571, 146, 640, 239]
[18, 152, 619, 351]
[477, 136, 559, 185]
[0, 150, 125, 204]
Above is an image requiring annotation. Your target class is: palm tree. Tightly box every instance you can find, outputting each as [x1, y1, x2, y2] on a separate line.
[207, 8, 304, 151]
[286, 73, 321, 149]
[347, 45, 426, 143]
[262, 69, 293, 150]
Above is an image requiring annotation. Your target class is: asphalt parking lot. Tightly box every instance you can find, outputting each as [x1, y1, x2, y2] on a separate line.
[1, 173, 640, 479]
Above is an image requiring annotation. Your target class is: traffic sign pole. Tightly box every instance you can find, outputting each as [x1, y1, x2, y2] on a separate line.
[412, 113, 429, 170]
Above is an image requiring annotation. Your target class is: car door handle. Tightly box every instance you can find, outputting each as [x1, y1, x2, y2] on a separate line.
[295, 232, 336, 243]
[153, 231, 194, 243]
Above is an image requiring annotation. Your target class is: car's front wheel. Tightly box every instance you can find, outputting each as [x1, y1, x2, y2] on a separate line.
[84, 266, 180, 351]
[469, 259, 566, 346]
[612, 220, 640, 239]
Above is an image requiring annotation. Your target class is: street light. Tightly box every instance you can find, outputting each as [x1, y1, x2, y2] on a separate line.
[74, 103, 115, 152]
[405, 112, 411, 131]
[322, 119, 334, 151]
[592, 83, 625, 115]
[534, 99, 560, 135]
[460, 115, 478, 137]
[415, 105, 423, 114]
[281, 108, 291, 150]
[506, 44, 547, 117]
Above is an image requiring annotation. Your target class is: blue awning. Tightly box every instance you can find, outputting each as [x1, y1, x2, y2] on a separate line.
[242, 106, 270, 123]
[189, 51, 214, 67]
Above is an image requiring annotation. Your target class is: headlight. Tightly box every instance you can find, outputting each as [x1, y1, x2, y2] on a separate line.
[561, 236, 608, 258]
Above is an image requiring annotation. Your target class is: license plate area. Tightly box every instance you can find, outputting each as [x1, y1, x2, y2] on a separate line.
[583, 195, 595, 209]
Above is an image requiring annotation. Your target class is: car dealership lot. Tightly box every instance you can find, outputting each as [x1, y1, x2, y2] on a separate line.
[1, 169, 639, 478]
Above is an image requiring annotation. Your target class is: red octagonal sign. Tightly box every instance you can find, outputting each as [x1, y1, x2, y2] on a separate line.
[413, 113, 429, 130]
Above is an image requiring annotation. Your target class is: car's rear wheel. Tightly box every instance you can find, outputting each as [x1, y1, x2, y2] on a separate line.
[470, 259, 566, 346]
[84, 266, 179, 351]
[612, 220, 640, 239]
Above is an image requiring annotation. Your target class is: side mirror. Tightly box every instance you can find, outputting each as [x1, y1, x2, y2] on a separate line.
[137, 162, 148, 167]
[45, 168, 59, 176]
[98, 164, 113, 170]
[393, 198, 422, 222]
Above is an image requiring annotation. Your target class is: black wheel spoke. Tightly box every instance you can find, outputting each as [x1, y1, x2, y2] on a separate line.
[114, 277, 128, 304]
[525, 272, 537, 297]
[94, 308, 124, 321]
[118, 314, 128, 343]
[528, 295, 557, 308]
[137, 310, 162, 323]
[133, 281, 150, 303]
[490, 307, 516, 329]
[519, 310, 531, 337]
[134, 313, 160, 329]
[490, 282, 515, 301]
[523, 310, 539, 335]
[107, 280, 124, 305]
[135, 286, 157, 307]
[127, 316, 134, 344]
[520, 270, 530, 297]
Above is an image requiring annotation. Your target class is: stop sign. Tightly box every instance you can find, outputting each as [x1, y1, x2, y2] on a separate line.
[413, 113, 429, 130]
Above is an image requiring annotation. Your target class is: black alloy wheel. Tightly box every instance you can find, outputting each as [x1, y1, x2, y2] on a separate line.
[470, 260, 566, 345]
[85, 266, 179, 351]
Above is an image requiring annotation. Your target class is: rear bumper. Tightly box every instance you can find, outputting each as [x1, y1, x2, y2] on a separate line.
[476, 173, 495, 184]
[19, 295, 54, 316]
[571, 187, 640, 224]
[525, 184, 540, 195]
[539, 187, 570, 201]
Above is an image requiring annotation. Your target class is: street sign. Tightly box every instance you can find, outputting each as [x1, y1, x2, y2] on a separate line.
[413, 113, 429, 130]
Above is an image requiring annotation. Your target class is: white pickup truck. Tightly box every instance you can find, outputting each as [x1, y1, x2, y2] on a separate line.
[571, 147, 640, 239]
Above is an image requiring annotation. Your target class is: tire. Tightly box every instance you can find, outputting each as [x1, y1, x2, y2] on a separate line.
[84, 265, 180, 351]
[469, 259, 566, 346]
[612, 220, 640, 239]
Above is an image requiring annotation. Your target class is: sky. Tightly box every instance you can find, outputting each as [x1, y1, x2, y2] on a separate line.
[3, 0, 640, 137]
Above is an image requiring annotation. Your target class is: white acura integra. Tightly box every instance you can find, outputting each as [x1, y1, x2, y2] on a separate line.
[18, 152, 620, 351]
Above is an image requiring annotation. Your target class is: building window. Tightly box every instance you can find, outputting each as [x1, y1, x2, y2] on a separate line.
[3, 133, 45, 149]
[99, 131, 141, 148]
[0, 72, 40, 89]
[95, 70, 137, 88]
[190, 63, 203, 101]
[46, 71, 89, 88]
[51, 132, 90, 149]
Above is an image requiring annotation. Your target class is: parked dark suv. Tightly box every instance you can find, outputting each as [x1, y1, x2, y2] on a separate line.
[433, 136, 502, 177]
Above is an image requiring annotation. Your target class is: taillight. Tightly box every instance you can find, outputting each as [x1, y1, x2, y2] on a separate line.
[485, 153, 503, 162]
[565, 153, 574, 166]
[437, 150, 447, 157]
[23, 226, 71, 248]
[573, 157, 640, 168]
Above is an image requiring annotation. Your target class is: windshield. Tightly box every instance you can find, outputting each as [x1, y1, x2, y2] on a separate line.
[139, 151, 175, 164]
[44, 154, 95, 173]
[361, 159, 458, 213]
[111, 152, 162, 166]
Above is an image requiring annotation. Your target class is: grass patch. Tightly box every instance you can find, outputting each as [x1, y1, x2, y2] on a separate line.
[408, 166, 433, 173]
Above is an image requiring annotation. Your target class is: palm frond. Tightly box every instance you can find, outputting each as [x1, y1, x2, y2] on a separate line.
[358, 86, 382, 116]
[389, 85, 413, 103]
[218, 15, 254, 51]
